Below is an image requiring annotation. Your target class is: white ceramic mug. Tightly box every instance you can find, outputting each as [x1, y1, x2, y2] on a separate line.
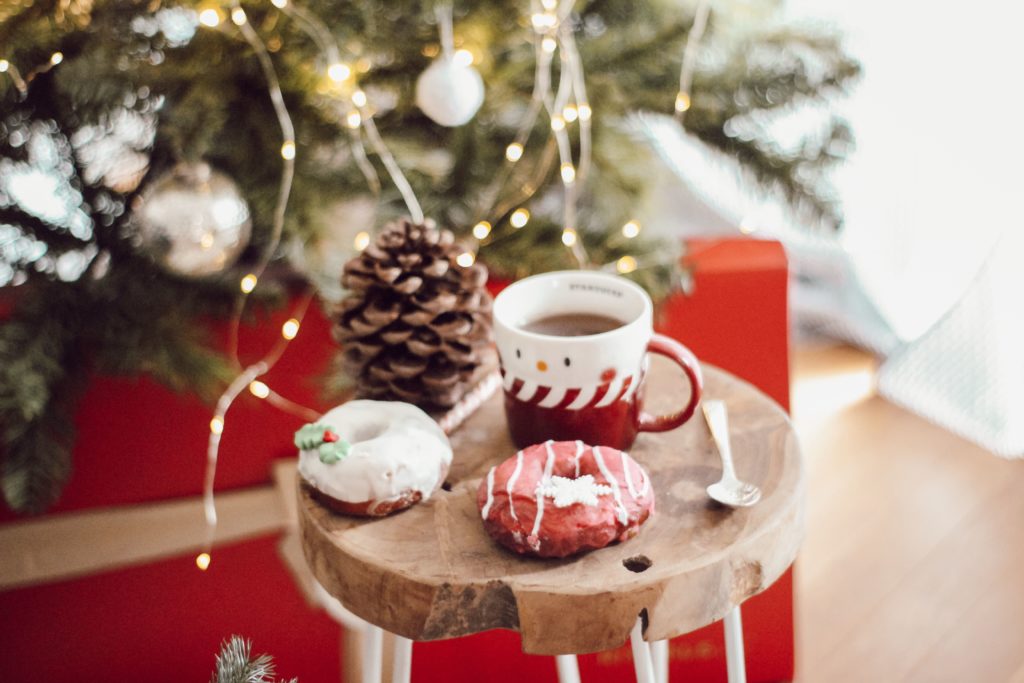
[493, 270, 703, 449]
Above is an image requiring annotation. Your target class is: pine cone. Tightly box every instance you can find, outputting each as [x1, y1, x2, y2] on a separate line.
[334, 218, 493, 409]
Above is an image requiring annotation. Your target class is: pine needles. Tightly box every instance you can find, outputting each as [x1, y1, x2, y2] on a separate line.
[210, 636, 296, 683]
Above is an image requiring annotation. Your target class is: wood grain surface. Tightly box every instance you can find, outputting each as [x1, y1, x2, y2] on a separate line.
[300, 360, 804, 655]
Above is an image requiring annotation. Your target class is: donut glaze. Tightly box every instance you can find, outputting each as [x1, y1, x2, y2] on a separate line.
[477, 440, 654, 558]
[298, 400, 452, 517]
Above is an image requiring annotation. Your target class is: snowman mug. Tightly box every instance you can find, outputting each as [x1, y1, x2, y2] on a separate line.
[493, 270, 703, 450]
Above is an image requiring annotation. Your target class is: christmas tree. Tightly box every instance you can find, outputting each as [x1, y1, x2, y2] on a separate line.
[0, 0, 858, 513]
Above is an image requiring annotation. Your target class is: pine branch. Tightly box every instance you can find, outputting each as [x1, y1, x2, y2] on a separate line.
[1, 400, 76, 514]
[211, 636, 297, 683]
[0, 282, 84, 513]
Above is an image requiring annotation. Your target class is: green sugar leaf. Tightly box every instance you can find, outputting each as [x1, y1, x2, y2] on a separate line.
[294, 423, 328, 451]
[318, 440, 351, 465]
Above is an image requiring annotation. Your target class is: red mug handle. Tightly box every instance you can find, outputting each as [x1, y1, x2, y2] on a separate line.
[637, 333, 703, 433]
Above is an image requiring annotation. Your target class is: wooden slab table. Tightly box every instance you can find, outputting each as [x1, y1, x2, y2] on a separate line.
[300, 361, 804, 681]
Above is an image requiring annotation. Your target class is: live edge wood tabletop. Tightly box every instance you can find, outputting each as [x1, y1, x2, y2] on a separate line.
[299, 358, 804, 656]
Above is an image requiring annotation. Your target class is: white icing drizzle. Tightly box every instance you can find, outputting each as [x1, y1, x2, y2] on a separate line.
[481, 466, 496, 519]
[537, 475, 612, 508]
[592, 446, 629, 525]
[573, 440, 584, 478]
[506, 450, 524, 521]
[638, 465, 650, 498]
[530, 441, 558, 538]
[618, 450, 634, 499]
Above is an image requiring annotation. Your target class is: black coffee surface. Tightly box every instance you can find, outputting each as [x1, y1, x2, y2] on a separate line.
[521, 312, 623, 337]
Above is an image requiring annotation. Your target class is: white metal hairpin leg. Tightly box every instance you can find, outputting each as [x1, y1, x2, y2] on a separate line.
[723, 606, 748, 683]
[643, 606, 746, 683]
[556, 654, 582, 683]
[391, 636, 413, 683]
[630, 617, 657, 683]
[651, 639, 669, 683]
[361, 625, 383, 683]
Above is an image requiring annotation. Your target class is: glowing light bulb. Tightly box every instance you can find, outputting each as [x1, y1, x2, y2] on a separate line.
[327, 62, 351, 82]
[240, 273, 258, 293]
[280, 140, 296, 160]
[563, 105, 578, 123]
[456, 251, 476, 267]
[531, 12, 557, 30]
[561, 228, 578, 247]
[353, 231, 370, 251]
[577, 104, 592, 121]
[560, 163, 576, 184]
[510, 208, 530, 229]
[209, 416, 224, 435]
[249, 380, 270, 399]
[472, 221, 492, 239]
[541, 37, 557, 53]
[271, 0, 288, 7]
[346, 110, 362, 129]
[541, 0, 557, 10]
[453, 49, 473, 66]
[0, 60, 9, 72]
[622, 220, 641, 238]
[351, 90, 367, 107]
[505, 143, 524, 162]
[50, 52, 64, 65]
[196, 552, 212, 571]
[550, 116, 565, 132]
[616, 255, 638, 274]
[675, 91, 691, 113]
[281, 318, 300, 340]
[230, 7, 246, 25]
[198, 8, 221, 27]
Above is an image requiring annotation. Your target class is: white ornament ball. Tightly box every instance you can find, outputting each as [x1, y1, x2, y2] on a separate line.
[415, 57, 485, 127]
[133, 162, 252, 278]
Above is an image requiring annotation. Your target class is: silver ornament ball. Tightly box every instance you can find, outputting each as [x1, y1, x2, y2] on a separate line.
[133, 162, 252, 278]
[415, 56, 485, 127]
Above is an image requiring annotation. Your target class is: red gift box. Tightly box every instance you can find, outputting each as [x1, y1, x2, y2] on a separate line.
[0, 237, 791, 682]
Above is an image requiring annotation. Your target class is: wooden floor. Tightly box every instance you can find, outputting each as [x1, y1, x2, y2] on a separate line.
[790, 346, 1024, 683]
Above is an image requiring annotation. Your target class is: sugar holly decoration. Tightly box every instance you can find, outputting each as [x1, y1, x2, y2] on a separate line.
[294, 423, 351, 464]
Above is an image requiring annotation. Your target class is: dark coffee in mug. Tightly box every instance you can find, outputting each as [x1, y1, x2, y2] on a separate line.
[521, 313, 623, 337]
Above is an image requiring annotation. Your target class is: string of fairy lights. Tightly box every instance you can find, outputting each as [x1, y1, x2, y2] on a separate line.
[0, 0, 715, 570]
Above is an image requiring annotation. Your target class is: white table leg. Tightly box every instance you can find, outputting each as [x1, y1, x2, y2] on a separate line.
[362, 624, 383, 683]
[391, 635, 412, 683]
[555, 654, 581, 683]
[651, 639, 669, 683]
[723, 606, 747, 683]
[630, 617, 656, 683]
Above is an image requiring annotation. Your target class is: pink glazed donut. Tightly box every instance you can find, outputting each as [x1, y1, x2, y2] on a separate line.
[477, 440, 655, 558]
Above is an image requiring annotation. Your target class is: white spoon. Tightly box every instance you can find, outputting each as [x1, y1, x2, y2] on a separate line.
[702, 400, 762, 507]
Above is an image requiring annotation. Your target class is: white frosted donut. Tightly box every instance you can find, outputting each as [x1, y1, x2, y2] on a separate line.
[297, 400, 453, 517]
